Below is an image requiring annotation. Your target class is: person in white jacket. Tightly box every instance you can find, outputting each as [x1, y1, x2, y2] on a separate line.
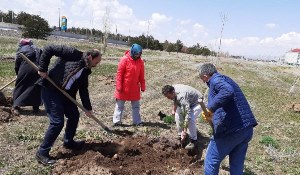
[162, 84, 203, 150]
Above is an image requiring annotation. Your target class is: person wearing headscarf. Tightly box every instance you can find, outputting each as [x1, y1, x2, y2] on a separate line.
[12, 38, 42, 115]
[112, 43, 146, 126]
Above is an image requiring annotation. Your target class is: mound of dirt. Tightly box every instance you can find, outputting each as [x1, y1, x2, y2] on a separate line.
[0, 107, 14, 124]
[53, 135, 205, 175]
[0, 95, 17, 124]
[0, 93, 13, 107]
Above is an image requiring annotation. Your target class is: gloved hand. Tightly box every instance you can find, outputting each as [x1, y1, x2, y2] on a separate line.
[201, 108, 213, 122]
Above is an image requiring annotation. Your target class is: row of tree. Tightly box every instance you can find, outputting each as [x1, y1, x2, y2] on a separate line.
[1, 11, 51, 39]
[0, 10, 216, 56]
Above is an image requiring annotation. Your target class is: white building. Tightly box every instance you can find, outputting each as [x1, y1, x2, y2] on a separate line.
[284, 49, 300, 65]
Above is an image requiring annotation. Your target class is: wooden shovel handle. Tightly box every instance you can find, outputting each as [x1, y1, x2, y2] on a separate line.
[0, 77, 17, 91]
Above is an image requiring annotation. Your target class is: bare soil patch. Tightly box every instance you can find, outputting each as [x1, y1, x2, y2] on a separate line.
[283, 103, 300, 112]
[0, 95, 16, 124]
[53, 135, 207, 175]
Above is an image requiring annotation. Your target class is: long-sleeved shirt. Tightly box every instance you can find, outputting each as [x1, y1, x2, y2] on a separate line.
[173, 84, 203, 121]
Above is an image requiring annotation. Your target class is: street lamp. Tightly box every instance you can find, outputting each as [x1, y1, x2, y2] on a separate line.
[58, 8, 61, 31]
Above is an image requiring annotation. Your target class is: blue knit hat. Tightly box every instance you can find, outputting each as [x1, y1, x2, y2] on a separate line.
[130, 43, 143, 58]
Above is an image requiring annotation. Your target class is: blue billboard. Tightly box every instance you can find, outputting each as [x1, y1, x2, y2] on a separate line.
[61, 16, 67, 31]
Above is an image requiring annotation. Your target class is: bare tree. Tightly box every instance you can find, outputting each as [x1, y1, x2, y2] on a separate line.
[101, 7, 111, 54]
[146, 20, 151, 49]
[215, 12, 228, 65]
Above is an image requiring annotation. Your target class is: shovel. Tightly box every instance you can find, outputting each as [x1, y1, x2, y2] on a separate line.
[19, 53, 111, 132]
[0, 77, 17, 91]
[0, 77, 17, 105]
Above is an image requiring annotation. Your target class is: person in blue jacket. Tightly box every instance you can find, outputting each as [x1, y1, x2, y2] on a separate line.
[199, 63, 257, 175]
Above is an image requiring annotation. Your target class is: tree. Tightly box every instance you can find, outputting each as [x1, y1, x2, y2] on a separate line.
[101, 7, 111, 54]
[152, 39, 163, 51]
[163, 40, 170, 51]
[15, 11, 32, 25]
[0, 10, 16, 23]
[166, 43, 175, 53]
[176, 40, 183, 53]
[17, 13, 52, 39]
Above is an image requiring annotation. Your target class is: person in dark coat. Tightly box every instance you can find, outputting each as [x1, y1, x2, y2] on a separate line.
[199, 63, 258, 175]
[35, 45, 102, 166]
[12, 38, 42, 115]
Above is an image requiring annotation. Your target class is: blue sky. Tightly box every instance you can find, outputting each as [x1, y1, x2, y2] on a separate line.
[1, 0, 300, 58]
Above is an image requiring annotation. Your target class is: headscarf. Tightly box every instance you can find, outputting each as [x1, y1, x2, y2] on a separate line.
[19, 38, 33, 47]
[130, 43, 143, 60]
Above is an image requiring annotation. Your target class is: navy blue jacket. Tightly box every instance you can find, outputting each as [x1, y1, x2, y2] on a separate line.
[207, 73, 257, 138]
[38, 45, 92, 110]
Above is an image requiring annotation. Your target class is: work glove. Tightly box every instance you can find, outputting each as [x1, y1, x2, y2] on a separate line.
[201, 108, 213, 122]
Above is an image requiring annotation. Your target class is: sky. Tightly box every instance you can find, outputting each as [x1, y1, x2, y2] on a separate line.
[1, 0, 300, 59]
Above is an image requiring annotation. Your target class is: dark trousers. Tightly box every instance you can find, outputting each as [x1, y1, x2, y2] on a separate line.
[38, 87, 80, 156]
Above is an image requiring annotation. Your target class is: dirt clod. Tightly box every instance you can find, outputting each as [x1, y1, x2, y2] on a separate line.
[0, 96, 18, 124]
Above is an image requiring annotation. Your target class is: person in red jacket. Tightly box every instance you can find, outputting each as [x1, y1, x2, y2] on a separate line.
[113, 43, 145, 126]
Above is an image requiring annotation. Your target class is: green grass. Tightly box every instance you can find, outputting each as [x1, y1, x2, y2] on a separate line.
[0, 61, 15, 78]
[162, 115, 175, 124]
[93, 63, 117, 76]
[259, 135, 279, 148]
[0, 36, 19, 57]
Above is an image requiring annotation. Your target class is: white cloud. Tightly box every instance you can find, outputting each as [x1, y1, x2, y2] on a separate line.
[213, 32, 300, 57]
[265, 23, 276, 29]
[151, 13, 172, 24]
[179, 19, 192, 25]
[193, 23, 204, 31]
[1, 0, 299, 58]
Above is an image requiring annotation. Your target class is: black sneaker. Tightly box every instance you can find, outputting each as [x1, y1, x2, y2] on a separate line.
[134, 122, 144, 126]
[32, 106, 40, 114]
[63, 140, 85, 150]
[112, 122, 123, 127]
[185, 139, 197, 150]
[35, 152, 56, 166]
[11, 107, 20, 116]
[185, 142, 195, 150]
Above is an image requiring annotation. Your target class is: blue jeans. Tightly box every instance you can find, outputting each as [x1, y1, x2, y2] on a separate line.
[38, 87, 80, 156]
[204, 127, 253, 175]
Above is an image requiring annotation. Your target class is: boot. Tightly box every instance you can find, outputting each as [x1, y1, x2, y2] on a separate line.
[32, 106, 40, 114]
[35, 151, 56, 166]
[112, 122, 124, 127]
[185, 139, 197, 150]
[11, 106, 20, 116]
[63, 140, 85, 150]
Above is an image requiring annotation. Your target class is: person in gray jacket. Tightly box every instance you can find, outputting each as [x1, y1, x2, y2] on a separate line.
[162, 84, 203, 150]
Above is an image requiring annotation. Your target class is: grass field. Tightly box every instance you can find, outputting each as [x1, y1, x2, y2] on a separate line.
[0, 36, 300, 174]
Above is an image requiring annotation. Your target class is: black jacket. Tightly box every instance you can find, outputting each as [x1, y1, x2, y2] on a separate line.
[13, 44, 42, 107]
[38, 45, 92, 110]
